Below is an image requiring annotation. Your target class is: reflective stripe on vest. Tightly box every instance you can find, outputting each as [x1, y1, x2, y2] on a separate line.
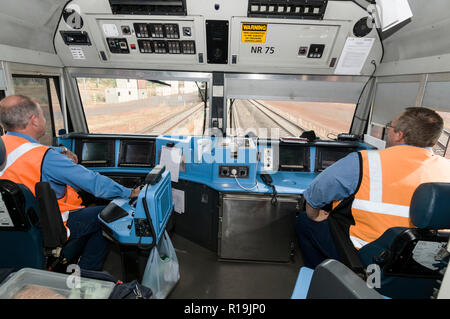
[352, 199, 409, 218]
[349, 146, 450, 249]
[367, 151, 382, 202]
[0, 142, 43, 176]
[352, 151, 409, 218]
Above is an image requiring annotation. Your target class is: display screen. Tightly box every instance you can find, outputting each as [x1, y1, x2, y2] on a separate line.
[315, 147, 356, 172]
[81, 142, 109, 163]
[119, 141, 154, 167]
[76, 139, 114, 167]
[278, 145, 309, 171]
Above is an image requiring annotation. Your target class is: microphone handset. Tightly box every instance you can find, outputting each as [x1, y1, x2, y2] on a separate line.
[260, 172, 277, 206]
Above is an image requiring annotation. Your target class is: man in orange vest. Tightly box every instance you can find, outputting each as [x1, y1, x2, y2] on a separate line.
[296, 107, 450, 269]
[0, 95, 141, 270]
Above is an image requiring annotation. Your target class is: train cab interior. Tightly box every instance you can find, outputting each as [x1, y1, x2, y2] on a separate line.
[0, 0, 449, 300]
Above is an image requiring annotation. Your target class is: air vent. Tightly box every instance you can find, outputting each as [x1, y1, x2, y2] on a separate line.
[248, 0, 328, 20]
[109, 0, 187, 16]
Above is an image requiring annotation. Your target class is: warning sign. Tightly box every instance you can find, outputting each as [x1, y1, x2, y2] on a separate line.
[241, 23, 268, 43]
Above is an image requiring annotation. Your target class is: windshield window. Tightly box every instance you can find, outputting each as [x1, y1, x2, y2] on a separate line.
[77, 77, 207, 135]
[227, 99, 356, 139]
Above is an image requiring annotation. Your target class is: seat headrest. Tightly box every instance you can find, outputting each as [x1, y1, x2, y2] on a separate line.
[410, 183, 450, 229]
[0, 137, 6, 169]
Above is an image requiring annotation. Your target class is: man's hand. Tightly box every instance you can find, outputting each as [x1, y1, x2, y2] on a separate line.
[306, 202, 330, 222]
[130, 186, 141, 199]
[60, 146, 78, 164]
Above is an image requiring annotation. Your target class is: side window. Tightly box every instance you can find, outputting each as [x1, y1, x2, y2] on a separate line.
[373, 108, 449, 159]
[12, 76, 63, 146]
[0, 90, 4, 134]
[431, 110, 450, 159]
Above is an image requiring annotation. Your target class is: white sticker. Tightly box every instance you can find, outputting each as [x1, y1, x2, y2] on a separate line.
[213, 85, 224, 97]
[334, 37, 375, 75]
[159, 146, 182, 183]
[102, 24, 119, 37]
[412, 241, 445, 271]
[377, 0, 413, 32]
[172, 188, 185, 214]
[0, 193, 14, 227]
[70, 47, 86, 60]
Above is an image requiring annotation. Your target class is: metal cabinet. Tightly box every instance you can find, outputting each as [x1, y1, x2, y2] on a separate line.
[218, 193, 301, 262]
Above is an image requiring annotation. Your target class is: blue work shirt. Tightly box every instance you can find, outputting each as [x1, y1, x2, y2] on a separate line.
[304, 145, 434, 209]
[6, 132, 132, 200]
[304, 152, 360, 209]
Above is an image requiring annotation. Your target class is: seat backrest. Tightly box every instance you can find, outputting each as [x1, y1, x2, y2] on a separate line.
[0, 135, 6, 170]
[0, 179, 45, 269]
[0, 137, 45, 269]
[410, 182, 450, 229]
[306, 259, 383, 299]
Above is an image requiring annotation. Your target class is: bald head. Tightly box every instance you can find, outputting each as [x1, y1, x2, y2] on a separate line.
[0, 95, 41, 131]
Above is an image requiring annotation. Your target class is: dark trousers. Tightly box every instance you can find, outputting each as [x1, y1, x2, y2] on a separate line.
[295, 211, 341, 269]
[66, 206, 109, 271]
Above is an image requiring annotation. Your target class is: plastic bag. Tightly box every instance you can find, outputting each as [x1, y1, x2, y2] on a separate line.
[141, 231, 180, 299]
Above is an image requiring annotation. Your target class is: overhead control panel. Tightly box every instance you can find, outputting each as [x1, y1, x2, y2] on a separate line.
[54, 0, 382, 75]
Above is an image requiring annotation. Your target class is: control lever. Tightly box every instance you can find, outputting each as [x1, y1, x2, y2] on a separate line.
[129, 165, 165, 206]
[128, 196, 138, 207]
[128, 185, 144, 206]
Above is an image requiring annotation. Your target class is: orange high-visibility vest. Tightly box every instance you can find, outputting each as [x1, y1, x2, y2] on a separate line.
[348, 145, 450, 248]
[0, 134, 84, 238]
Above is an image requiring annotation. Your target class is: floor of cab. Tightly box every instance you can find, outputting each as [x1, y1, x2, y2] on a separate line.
[103, 232, 304, 299]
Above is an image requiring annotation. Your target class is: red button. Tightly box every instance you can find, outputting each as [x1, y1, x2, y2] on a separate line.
[130, 44, 136, 49]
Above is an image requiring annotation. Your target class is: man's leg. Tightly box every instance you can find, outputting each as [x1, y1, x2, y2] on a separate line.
[296, 211, 340, 269]
[66, 206, 109, 271]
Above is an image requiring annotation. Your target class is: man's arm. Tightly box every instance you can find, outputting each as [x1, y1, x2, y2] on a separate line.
[303, 152, 360, 221]
[42, 149, 134, 200]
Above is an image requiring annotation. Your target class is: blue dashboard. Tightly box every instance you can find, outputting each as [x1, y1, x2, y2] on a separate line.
[58, 133, 372, 195]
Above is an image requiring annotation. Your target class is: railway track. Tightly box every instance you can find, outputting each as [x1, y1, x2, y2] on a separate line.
[230, 99, 243, 136]
[232, 99, 306, 137]
[138, 102, 204, 135]
[249, 100, 307, 136]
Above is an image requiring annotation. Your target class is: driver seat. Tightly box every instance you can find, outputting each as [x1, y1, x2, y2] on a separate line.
[0, 137, 84, 271]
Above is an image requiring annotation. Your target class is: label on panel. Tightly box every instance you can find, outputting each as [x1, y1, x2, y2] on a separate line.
[241, 23, 268, 43]
[334, 37, 374, 75]
[172, 188, 185, 214]
[70, 47, 86, 60]
[102, 24, 120, 37]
